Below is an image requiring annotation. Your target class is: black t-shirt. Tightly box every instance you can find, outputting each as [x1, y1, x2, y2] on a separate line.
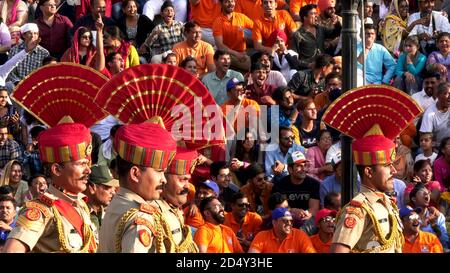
[272, 175, 320, 210]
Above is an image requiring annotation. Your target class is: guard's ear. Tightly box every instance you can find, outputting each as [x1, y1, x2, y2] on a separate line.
[364, 166, 373, 179]
[129, 165, 142, 184]
[51, 163, 63, 176]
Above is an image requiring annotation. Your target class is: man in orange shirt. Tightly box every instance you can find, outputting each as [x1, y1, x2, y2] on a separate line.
[213, 0, 254, 72]
[184, 180, 220, 229]
[400, 207, 444, 253]
[236, 0, 288, 22]
[194, 196, 244, 253]
[309, 208, 336, 253]
[190, 0, 222, 46]
[224, 192, 263, 251]
[252, 0, 297, 54]
[172, 21, 216, 78]
[248, 207, 316, 252]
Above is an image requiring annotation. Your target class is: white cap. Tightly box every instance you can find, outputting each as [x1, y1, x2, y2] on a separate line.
[20, 23, 39, 35]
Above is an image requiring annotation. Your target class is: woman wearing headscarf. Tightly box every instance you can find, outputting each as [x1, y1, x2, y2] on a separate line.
[0, 160, 28, 207]
[61, 26, 97, 67]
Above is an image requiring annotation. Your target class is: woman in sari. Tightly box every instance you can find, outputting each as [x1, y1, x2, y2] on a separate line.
[0, 160, 28, 207]
[61, 26, 97, 67]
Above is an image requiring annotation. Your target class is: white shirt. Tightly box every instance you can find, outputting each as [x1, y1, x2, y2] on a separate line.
[90, 115, 121, 141]
[411, 90, 436, 112]
[247, 70, 287, 88]
[420, 102, 450, 145]
[415, 152, 438, 165]
[142, 0, 188, 23]
[272, 50, 298, 82]
[408, 11, 450, 36]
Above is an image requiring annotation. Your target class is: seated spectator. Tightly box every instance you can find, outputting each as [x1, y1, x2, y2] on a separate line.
[269, 29, 299, 82]
[0, 195, 16, 249]
[248, 51, 287, 87]
[393, 36, 426, 94]
[0, 160, 27, 207]
[103, 25, 139, 68]
[238, 0, 288, 22]
[405, 159, 442, 206]
[0, 87, 21, 143]
[97, 124, 121, 167]
[290, 4, 341, 70]
[71, 0, 116, 40]
[183, 180, 220, 229]
[140, 1, 183, 63]
[202, 51, 244, 105]
[172, 21, 215, 78]
[179, 56, 199, 78]
[314, 72, 342, 112]
[21, 173, 47, 203]
[35, 0, 73, 60]
[0, 126, 21, 170]
[309, 208, 336, 253]
[401, 206, 444, 253]
[252, 0, 296, 54]
[76, 0, 113, 20]
[61, 27, 97, 67]
[116, 0, 154, 48]
[316, 0, 342, 55]
[356, 23, 396, 85]
[306, 129, 333, 181]
[269, 87, 298, 131]
[393, 135, 414, 182]
[415, 132, 438, 164]
[248, 207, 316, 253]
[323, 191, 341, 211]
[194, 196, 244, 253]
[0, 21, 11, 65]
[213, 0, 253, 72]
[319, 152, 343, 207]
[223, 192, 262, 251]
[412, 71, 439, 115]
[240, 163, 273, 215]
[426, 32, 450, 81]
[161, 50, 177, 65]
[434, 137, 450, 191]
[230, 130, 263, 167]
[210, 161, 240, 212]
[246, 62, 276, 106]
[295, 98, 325, 148]
[288, 54, 334, 101]
[142, 0, 188, 23]
[409, 183, 449, 248]
[22, 125, 45, 178]
[0, 0, 28, 29]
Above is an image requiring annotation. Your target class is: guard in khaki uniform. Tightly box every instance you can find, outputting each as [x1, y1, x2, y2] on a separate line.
[98, 122, 177, 253]
[3, 123, 98, 253]
[151, 147, 199, 253]
[322, 85, 423, 253]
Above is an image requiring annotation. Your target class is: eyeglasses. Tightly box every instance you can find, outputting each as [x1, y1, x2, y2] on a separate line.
[320, 216, 336, 223]
[236, 203, 251, 208]
[281, 136, 295, 141]
[279, 218, 293, 225]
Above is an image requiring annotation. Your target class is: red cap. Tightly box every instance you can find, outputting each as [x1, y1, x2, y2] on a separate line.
[167, 147, 199, 175]
[114, 122, 177, 169]
[267, 29, 288, 47]
[315, 209, 337, 226]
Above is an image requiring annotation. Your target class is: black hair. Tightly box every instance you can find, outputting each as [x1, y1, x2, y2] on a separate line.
[0, 185, 14, 195]
[409, 183, 427, 205]
[116, 155, 146, 183]
[244, 163, 265, 181]
[210, 161, 229, 178]
[179, 56, 197, 68]
[271, 86, 291, 102]
[110, 124, 123, 138]
[184, 21, 200, 33]
[27, 173, 47, 187]
[268, 192, 287, 211]
[30, 125, 46, 139]
[299, 4, 317, 23]
[213, 49, 229, 61]
[199, 196, 218, 215]
[231, 191, 246, 204]
[314, 54, 333, 69]
[324, 192, 340, 209]
[160, 0, 174, 12]
[250, 61, 265, 73]
[42, 56, 58, 66]
[413, 159, 432, 174]
[0, 194, 16, 207]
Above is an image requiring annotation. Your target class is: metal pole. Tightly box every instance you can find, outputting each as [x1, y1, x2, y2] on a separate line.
[340, 0, 360, 205]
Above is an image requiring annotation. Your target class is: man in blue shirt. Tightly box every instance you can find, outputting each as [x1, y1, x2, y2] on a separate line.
[0, 195, 16, 248]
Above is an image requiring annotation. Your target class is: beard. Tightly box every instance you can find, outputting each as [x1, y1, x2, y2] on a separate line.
[212, 210, 225, 224]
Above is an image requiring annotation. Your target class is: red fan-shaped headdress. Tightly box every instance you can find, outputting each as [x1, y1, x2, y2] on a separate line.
[322, 85, 422, 165]
[95, 64, 225, 150]
[12, 62, 108, 128]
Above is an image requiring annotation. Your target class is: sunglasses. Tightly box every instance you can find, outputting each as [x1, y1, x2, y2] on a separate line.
[236, 203, 251, 208]
[408, 214, 420, 222]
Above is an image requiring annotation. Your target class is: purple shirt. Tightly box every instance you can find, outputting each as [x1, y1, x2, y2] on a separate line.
[36, 14, 73, 57]
[427, 51, 450, 81]
[434, 156, 450, 190]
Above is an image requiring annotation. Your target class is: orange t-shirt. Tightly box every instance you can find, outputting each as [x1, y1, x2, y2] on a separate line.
[223, 211, 263, 239]
[309, 234, 332, 253]
[249, 228, 317, 253]
[172, 40, 215, 77]
[252, 10, 297, 46]
[290, 0, 319, 17]
[402, 231, 444, 253]
[183, 205, 205, 229]
[221, 98, 260, 132]
[236, 0, 286, 21]
[190, 0, 221, 28]
[194, 222, 244, 253]
[212, 12, 254, 53]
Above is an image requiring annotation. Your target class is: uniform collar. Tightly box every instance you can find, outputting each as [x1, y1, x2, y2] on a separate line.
[48, 185, 87, 205]
[117, 186, 148, 204]
[360, 184, 387, 203]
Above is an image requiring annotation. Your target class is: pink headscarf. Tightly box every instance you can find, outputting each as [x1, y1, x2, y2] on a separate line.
[317, 0, 335, 11]
[267, 29, 288, 47]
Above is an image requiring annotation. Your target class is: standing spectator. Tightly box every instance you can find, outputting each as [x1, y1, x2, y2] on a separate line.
[246, 62, 276, 105]
[434, 137, 450, 191]
[141, 1, 183, 63]
[6, 23, 49, 85]
[357, 23, 396, 85]
[61, 27, 97, 67]
[252, 0, 297, 54]
[202, 50, 244, 105]
[0, 195, 16, 249]
[0, 126, 21, 170]
[272, 151, 321, 220]
[420, 82, 450, 147]
[306, 129, 333, 181]
[426, 32, 450, 81]
[172, 21, 216, 78]
[116, 0, 154, 48]
[223, 192, 262, 251]
[269, 29, 300, 82]
[400, 206, 444, 253]
[393, 36, 427, 94]
[21, 174, 47, 203]
[103, 25, 139, 68]
[0, 160, 27, 207]
[213, 0, 253, 72]
[71, 0, 116, 39]
[248, 207, 316, 253]
[240, 163, 273, 215]
[142, 0, 188, 23]
[0, 0, 28, 29]
[415, 132, 438, 164]
[290, 4, 341, 70]
[310, 208, 336, 253]
[35, 0, 73, 60]
[189, 0, 221, 46]
[317, 0, 342, 56]
[194, 196, 244, 253]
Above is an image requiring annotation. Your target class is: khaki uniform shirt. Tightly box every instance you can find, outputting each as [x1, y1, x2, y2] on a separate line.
[152, 200, 184, 246]
[8, 185, 97, 253]
[98, 187, 160, 253]
[332, 185, 403, 253]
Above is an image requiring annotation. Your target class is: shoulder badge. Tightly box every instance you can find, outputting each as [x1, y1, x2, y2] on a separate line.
[135, 217, 158, 236]
[139, 203, 157, 214]
[345, 207, 364, 219]
[24, 201, 51, 218]
[344, 216, 357, 229]
[349, 200, 363, 207]
[138, 229, 151, 247]
[39, 193, 57, 207]
[25, 208, 42, 221]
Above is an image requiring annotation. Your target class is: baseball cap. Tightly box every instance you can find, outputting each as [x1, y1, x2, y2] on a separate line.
[226, 78, 245, 91]
[89, 165, 119, 187]
[271, 207, 292, 220]
[287, 151, 307, 165]
[201, 180, 220, 196]
[314, 209, 337, 226]
[399, 206, 423, 219]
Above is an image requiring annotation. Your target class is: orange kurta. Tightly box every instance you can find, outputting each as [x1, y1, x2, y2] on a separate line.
[194, 222, 244, 253]
[212, 12, 254, 52]
[249, 228, 317, 253]
[252, 10, 297, 46]
[236, 0, 286, 21]
[172, 40, 215, 77]
[310, 234, 332, 253]
[402, 231, 444, 253]
[223, 211, 263, 239]
[190, 0, 221, 28]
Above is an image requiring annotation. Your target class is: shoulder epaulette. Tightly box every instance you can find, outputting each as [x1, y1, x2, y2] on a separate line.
[349, 200, 363, 207]
[24, 201, 51, 218]
[140, 203, 157, 214]
[135, 217, 158, 236]
[38, 193, 58, 207]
